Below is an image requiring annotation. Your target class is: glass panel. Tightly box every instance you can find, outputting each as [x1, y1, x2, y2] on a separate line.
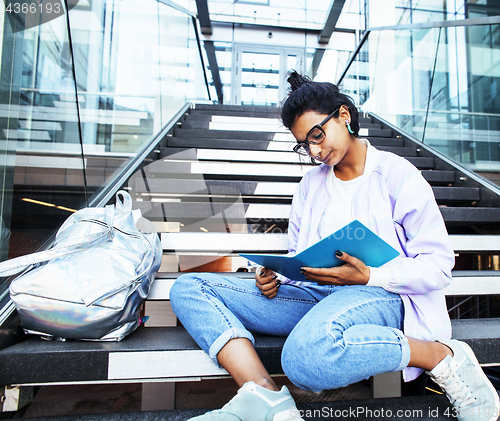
[369, 0, 466, 27]
[0, 2, 86, 309]
[207, 0, 336, 30]
[0, 0, 209, 313]
[339, 22, 500, 188]
[240, 51, 280, 106]
[68, 1, 206, 199]
[0, 3, 85, 263]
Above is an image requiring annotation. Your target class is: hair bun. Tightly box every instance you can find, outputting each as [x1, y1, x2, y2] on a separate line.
[287, 71, 311, 92]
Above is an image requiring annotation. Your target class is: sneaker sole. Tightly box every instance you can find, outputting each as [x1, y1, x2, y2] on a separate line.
[454, 340, 500, 421]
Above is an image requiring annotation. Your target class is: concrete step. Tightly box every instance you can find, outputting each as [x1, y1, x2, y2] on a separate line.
[182, 117, 382, 131]
[141, 157, 446, 181]
[158, 233, 500, 254]
[193, 104, 277, 113]
[164, 136, 407, 152]
[440, 206, 500, 224]
[132, 178, 479, 204]
[174, 127, 394, 140]
[18, 394, 458, 420]
[173, 128, 294, 141]
[186, 109, 281, 119]
[420, 169, 454, 183]
[134, 201, 497, 226]
[187, 107, 374, 125]
[160, 146, 419, 163]
[150, 270, 500, 302]
[3, 320, 499, 385]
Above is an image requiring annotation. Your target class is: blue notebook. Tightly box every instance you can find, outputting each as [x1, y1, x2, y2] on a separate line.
[240, 220, 399, 282]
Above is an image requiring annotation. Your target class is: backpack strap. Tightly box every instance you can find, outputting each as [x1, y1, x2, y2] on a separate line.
[0, 205, 114, 277]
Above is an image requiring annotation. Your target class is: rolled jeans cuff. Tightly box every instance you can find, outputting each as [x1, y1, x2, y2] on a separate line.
[391, 328, 411, 372]
[208, 328, 255, 367]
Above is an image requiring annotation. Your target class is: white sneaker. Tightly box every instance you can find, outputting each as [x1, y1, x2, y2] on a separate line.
[188, 381, 304, 421]
[426, 339, 500, 421]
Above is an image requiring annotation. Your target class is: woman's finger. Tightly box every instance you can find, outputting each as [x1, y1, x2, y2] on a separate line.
[255, 268, 277, 285]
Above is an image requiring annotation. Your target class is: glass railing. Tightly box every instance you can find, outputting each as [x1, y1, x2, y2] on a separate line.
[0, 0, 210, 323]
[338, 16, 500, 188]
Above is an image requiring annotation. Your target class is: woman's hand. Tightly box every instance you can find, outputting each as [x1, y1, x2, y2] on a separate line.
[301, 251, 370, 286]
[255, 267, 280, 299]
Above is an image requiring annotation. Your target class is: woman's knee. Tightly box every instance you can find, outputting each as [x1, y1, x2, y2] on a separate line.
[170, 273, 193, 300]
[169, 273, 206, 313]
[281, 338, 309, 385]
[281, 327, 332, 391]
[281, 323, 349, 391]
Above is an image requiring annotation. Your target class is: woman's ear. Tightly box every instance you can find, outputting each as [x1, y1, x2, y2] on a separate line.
[338, 104, 351, 122]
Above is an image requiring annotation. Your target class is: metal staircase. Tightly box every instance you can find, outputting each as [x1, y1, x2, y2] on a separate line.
[126, 103, 500, 317]
[2, 104, 500, 418]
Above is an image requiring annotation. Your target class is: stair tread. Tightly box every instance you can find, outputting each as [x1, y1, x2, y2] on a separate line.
[135, 201, 496, 224]
[165, 137, 407, 151]
[160, 146, 419, 161]
[133, 178, 479, 202]
[174, 127, 393, 140]
[1, 321, 499, 386]
[142, 159, 442, 179]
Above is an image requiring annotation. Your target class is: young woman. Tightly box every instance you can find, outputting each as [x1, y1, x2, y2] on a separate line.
[170, 72, 499, 421]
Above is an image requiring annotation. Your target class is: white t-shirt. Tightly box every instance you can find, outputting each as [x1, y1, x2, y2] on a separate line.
[318, 138, 372, 238]
[318, 167, 365, 239]
[317, 139, 391, 287]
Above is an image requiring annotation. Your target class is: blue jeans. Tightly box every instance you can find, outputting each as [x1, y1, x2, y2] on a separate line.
[170, 273, 411, 392]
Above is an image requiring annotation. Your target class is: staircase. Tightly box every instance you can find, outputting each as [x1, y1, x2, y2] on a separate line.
[127, 103, 500, 283]
[2, 104, 500, 418]
[119, 102, 500, 412]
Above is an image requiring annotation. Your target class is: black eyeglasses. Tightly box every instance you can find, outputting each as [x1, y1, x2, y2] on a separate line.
[293, 109, 339, 156]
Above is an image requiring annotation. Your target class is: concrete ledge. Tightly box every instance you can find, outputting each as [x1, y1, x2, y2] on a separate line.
[18, 394, 458, 420]
[2, 319, 500, 386]
[0, 327, 284, 385]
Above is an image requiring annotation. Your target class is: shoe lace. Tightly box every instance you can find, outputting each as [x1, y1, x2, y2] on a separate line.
[432, 363, 476, 410]
[220, 384, 251, 411]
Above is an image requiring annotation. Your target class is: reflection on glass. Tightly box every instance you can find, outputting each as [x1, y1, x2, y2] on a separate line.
[207, 0, 333, 29]
[370, 0, 466, 27]
[0, 1, 208, 271]
[340, 21, 500, 187]
[240, 51, 280, 106]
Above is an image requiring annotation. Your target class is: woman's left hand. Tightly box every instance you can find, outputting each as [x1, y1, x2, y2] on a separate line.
[301, 251, 370, 286]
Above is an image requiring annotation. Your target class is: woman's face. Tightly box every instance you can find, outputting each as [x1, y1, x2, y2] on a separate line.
[290, 106, 353, 167]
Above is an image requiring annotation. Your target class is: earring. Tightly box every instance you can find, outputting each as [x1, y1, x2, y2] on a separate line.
[346, 120, 354, 134]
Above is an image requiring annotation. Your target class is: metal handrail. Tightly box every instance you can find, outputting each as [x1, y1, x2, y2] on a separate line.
[90, 102, 192, 208]
[92, 1, 212, 206]
[192, 16, 212, 102]
[368, 14, 500, 31]
[367, 111, 500, 199]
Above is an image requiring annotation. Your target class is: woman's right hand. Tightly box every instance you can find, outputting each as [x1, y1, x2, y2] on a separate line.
[255, 267, 280, 299]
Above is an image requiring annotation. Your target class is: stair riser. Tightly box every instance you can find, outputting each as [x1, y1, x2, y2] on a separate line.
[160, 146, 418, 160]
[182, 119, 382, 131]
[136, 202, 498, 227]
[174, 128, 394, 140]
[165, 137, 406, 151]
[132, 178, 479, 202]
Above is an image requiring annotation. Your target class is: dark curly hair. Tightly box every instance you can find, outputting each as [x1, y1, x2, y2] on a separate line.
[280, 71, 359, 137]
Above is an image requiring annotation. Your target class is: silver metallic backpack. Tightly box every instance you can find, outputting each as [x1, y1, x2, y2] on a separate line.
[0, 191, 162, 341]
